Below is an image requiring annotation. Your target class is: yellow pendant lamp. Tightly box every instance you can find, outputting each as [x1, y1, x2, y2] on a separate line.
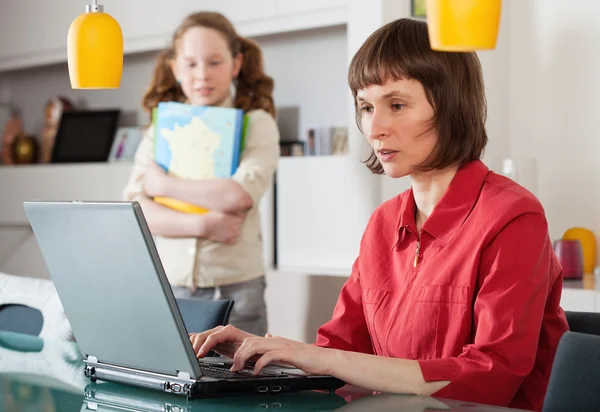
[67, 1, 123, 89]
[425, 0, 502, 52]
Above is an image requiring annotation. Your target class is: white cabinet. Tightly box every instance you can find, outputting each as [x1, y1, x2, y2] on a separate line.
[0, 0, 349, 73]
[275, 0, 348, 15]
[560, 279, 600, 313]
[275, 157, 377, 276]
[110, 1, 185, 54]
[181, 1, 277, 24]
[0, 0, 80, 71]
[0, 0, 185, 71]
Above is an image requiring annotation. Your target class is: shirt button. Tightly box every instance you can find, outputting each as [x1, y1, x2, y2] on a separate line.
[188, 247, 195, 255]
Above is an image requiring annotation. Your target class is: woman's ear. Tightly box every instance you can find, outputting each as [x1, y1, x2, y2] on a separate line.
[232, 53, 243, 79]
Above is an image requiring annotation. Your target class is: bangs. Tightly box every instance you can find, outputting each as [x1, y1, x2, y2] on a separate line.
[348, 19, 431, 95]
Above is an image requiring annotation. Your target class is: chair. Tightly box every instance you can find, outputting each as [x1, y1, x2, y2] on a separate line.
[0, 304, 44, 336]
[542, 331, 600, 412]
[175, 298, 234, 334]
[565, 311, 600, 336]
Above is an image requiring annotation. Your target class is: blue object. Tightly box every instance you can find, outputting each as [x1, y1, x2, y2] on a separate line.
[154, 102, 246, 178]
[0, 304, 44, 336]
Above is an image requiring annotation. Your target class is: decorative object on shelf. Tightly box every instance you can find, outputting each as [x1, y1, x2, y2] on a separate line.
[411, 0, 426, 18]
[280, 141, 304, 157]
[305, 127, 349, 156]
[40, 97, 74, 163]
[108, 126, 144, 162]
[425, 0, 502, 51]
[67, 0, 123, 89]
[331, 127, 349, 155]
[563, 227, 596, 275]
[51, 110, 120, 163]
[1, 113, 24, 165]
[553, 239, 584, 280]
[11, 134, 40, 164]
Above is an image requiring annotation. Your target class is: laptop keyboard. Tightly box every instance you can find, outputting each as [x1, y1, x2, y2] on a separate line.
[198, 361, 284, 379]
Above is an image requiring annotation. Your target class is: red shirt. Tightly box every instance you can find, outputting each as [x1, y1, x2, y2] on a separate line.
[316, 160, 568, 411]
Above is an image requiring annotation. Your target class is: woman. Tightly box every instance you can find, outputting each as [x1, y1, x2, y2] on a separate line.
[123, 12, 279, 336]
[188, 18, 568, 411]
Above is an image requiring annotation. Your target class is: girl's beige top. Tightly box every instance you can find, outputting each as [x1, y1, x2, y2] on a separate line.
[122, 98, 280, 288]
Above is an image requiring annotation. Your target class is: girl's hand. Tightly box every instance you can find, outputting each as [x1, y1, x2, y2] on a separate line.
[143, 163, 169, 197]
[203, 211, 244, 244]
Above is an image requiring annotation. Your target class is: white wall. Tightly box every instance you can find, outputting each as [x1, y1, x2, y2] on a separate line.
[508, 0, 600, 247]
[261, 26, 348, 140]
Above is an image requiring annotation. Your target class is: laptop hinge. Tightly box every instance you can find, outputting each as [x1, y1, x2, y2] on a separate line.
[178, 371, 191, 380]
[84, 355, 196, 397]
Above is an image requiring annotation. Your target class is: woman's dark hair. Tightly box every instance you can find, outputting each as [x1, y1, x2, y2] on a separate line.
[348, 18, 488, 173]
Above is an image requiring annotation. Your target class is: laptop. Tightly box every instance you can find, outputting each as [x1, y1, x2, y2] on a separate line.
[23, 200, 345, 398]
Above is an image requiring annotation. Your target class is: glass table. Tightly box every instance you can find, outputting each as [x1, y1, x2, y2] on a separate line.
[0, 331, 527, 411]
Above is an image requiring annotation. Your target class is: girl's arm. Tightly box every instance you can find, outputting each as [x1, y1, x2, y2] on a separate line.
[123, 129, 241, 241]
[160, 110, 280, 214]
[156, 177, 252, 214]
[135, 197, 206, 238]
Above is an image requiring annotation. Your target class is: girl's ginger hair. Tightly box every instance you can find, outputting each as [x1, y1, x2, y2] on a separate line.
[142, 12, 275, 118]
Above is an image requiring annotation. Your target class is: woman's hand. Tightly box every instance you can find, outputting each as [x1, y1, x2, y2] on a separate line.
[231, 334, 335, 376]
[143, 162, 169, 197]
[203, 211, 244, 244]
[190, 325, 257, 359]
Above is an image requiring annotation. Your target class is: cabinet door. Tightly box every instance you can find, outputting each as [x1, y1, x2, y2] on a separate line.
[0, 0, 80, 70]
[181, 0, 277, 24]
[110, 0, 185, 53]
[275, 0, 347, 15]
[0, 0, 183, 71]
[275, 157, 379, 276]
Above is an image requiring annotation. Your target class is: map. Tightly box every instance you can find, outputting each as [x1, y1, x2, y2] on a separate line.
[154, 102, 244, 179]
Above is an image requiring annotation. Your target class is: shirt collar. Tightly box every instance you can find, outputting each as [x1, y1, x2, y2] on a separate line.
[395, 160, 489, 246]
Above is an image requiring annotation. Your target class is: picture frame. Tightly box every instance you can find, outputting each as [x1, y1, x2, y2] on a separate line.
[51, 110, 120, 163]
[108, 126, 144, 162]
[411, 0, 426, 18]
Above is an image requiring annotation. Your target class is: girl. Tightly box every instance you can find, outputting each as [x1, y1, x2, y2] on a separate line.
[123, 12, 280, 336]
[189, 18, 568, 411]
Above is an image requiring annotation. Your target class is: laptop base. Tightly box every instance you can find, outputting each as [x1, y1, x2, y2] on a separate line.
[85, 356, 345, 399]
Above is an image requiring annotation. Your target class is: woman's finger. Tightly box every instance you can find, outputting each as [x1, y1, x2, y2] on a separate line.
[253, 350, 288, 375]
[231, 338, 280, 371]
[189, 326, 224, 353]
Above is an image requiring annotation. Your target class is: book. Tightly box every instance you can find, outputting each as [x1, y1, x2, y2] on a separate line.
[152, 102, 249, 214]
